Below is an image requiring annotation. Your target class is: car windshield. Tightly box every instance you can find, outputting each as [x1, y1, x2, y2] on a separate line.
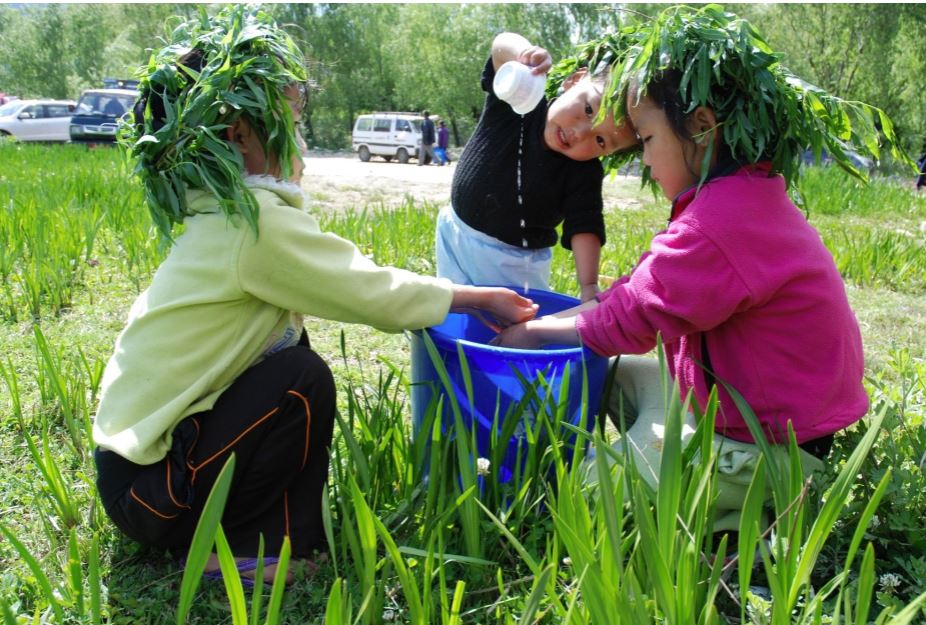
[75, 93, 137, 117]
[410, 120, 422, 132]
[0, 102, 22, 117]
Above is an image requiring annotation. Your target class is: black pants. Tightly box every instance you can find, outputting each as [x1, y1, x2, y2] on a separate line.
[95, 340, 336, 558]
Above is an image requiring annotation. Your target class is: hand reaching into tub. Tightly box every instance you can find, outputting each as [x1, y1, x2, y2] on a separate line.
[450, 285, 539, 333]
[490, 299, 598, 348]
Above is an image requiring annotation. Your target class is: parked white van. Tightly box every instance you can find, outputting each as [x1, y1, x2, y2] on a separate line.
[352, 112, 426, 164]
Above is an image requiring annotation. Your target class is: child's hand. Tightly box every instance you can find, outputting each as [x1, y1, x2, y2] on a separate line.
[450, 286, 538, 333]
[517, 46, 552, 76]
[489, 320, 538, 349]
[489, 316, 580, 349]
[482, 288, 539, 329]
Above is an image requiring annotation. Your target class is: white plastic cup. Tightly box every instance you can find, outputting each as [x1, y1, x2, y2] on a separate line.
[493, 61, 546, 115]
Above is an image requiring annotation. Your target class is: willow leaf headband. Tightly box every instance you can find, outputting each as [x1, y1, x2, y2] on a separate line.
[121, 4, 307, 239]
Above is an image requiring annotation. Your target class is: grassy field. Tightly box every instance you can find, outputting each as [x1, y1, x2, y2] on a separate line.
[1, 142, 925, 623]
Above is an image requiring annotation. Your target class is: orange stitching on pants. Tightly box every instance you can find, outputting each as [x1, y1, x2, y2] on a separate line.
[130, 486, 179, 520]
[186, 417, 201, 476]
[284, 490, 291, 537]
[166, 459, 191, 510]
[190, 407, 280, 479]
[286, 390, 312, 469]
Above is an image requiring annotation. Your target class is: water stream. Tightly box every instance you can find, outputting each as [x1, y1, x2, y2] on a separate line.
[517, 117, 529, 294]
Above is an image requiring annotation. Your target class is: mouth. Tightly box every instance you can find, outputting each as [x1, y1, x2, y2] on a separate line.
[557, 128, 570, 150]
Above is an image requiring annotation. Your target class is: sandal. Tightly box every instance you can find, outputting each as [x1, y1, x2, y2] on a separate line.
[201, 556, 280, 588]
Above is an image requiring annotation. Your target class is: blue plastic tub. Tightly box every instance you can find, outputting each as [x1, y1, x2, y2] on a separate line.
[409, 288, 608, 482]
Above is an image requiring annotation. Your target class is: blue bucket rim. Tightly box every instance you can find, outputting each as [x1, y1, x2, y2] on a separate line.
[412, 287, 604, 360]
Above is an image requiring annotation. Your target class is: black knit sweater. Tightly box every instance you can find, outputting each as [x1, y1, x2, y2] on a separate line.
[450, 58, 605, 250]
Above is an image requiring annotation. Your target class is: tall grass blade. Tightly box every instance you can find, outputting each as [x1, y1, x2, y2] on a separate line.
[0, 524, 66, 623]
[517, 564, 554, 625]
[0, 599, 15, 625]
[324, 578, 349, 625]
[66, 529, 84, 615]
[214, 525, 248, 625]
[373, 515, 424, 625]
[347, 476, 380, 625]
[788, 406, 887, 608]
[853, 543, 876, 625]
[474, 498, 539, 574]
[263, 536, 291, 625]
[177, 453, 236, 624]
[737, 454, 766, 620]
[89, 532, 102, 624]
[842, 467, 891, 573]
[881, 590, 926, 625]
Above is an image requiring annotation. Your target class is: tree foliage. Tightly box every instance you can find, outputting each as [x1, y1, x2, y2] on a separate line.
[0, 3, 924, 155]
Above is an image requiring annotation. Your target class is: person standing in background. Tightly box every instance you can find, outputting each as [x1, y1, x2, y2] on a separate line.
[418, 110, 438, 166]
[917, 135, 926, 191]
[435, 120, 452, 166]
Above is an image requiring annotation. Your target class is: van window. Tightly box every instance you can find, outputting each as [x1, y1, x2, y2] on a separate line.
[373, 118, 391, 132]
[395, 119, 411, 132]
[355, 118, 372, 132]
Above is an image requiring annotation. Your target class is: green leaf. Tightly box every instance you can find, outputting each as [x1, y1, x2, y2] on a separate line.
[177, 453, 237, 624]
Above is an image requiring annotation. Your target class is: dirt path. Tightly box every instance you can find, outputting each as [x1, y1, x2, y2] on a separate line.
[302, 150, 454, 212]
[301, 150, 645, 214]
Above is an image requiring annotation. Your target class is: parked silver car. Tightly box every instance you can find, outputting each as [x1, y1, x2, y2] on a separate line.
[0, 99, 76, 142]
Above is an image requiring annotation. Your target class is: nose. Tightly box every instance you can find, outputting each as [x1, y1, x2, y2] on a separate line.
[573, 120, 592, 141]
[641, 145, 653, 168]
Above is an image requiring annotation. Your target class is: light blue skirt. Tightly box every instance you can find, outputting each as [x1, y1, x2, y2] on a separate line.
[435, 204, 551, 290]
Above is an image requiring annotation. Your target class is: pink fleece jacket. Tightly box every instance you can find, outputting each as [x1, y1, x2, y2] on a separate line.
[576, 167, 868, 444]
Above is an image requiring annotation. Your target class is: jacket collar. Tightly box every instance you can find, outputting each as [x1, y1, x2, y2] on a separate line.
[669, 160, 773, 223]
[243, 175, 307, 211]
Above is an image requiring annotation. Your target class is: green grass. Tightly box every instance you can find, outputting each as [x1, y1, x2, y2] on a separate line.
[1, 144, 925, 623]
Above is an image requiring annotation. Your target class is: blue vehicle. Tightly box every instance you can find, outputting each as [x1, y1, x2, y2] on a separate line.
[69, 88, 139, 145]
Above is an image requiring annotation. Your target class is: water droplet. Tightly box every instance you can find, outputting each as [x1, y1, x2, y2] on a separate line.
[518, 119, 531, 295]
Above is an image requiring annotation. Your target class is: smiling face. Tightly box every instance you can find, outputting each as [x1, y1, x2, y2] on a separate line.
[626, 93, 718, 200]
[543, 71, 638, 161]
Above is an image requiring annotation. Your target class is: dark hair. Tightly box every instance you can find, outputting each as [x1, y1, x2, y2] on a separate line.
[134, 48, 206, 136]
[423, 110, 430, 118]
[641, 70, 689, 141]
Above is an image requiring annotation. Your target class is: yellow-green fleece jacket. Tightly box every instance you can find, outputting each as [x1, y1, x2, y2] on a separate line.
[93, 176, 453, 465]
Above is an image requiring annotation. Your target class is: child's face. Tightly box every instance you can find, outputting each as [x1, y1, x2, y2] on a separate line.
[237, 84, 306, 183]
[544, 72, 638, 162]
[626, 94, 703, 200]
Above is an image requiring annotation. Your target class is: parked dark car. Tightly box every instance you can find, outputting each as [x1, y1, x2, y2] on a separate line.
[69, 88, 139, 145]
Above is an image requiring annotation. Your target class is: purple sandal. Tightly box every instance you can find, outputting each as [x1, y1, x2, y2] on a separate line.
[200, 556, 280, 588]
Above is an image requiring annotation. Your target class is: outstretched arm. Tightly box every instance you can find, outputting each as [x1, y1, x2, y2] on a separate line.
[491, 298, 599, 349]
[571, 232, 602, 302]
[490, 315, 581, 350]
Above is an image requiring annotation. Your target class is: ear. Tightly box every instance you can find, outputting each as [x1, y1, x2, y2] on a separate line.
[562, 67, 589, 92]
[225, 117, 253, 154]
[688, 106, 718, 145]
